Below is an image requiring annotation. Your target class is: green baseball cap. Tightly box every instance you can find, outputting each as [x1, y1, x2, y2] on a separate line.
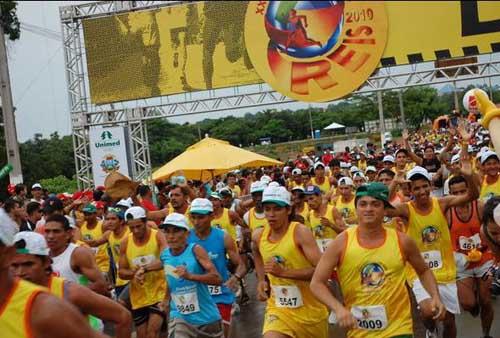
[82, 204, 97, 213]
[355, 182, 394, 209]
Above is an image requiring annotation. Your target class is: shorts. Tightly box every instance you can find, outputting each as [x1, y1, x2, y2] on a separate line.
[456, 259, 494, 280]
[118, 284, 132, 309]
[132, 303, 165, 327]
[216, 303, 232, 325]
[262, 311, 328, 338]
[168, 317, 223, 338]
[412, 279, 460, 315]
[114, 284, 128, 298]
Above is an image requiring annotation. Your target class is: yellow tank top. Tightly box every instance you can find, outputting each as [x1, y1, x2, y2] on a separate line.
[296, 203, 310, 227]
[48, 275, 65, 299]
[109, 227, 131, 287]
[480, 175, 500, 201]
[259, 222, 328, 324]
[125, 229, 166, 309]
[338, 227, 412, 338]
[248, 207, 267, 232]
[80, 220, 110, 272]
[211, 208, 236, 241]
[312, 177, 330, 193]
[309, 204, 338, 240]
[0, 279, 45, 338]
[288, 180, 304, 190]
[335, 196, 357, 225]
[407, 198, 456, 283]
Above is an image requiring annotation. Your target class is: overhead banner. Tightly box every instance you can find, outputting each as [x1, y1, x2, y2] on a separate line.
[89, 126, 130, 186]
[82, 1, 500, 104]
[83, 1, 260, 104]
[245, 1, 388, 102]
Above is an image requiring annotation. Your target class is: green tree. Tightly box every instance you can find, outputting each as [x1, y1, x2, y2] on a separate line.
[40, 175, 77, 194]
[0, 1, 20, 41]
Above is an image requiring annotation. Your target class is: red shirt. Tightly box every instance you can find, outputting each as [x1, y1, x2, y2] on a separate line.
[141, 199, 158, 212]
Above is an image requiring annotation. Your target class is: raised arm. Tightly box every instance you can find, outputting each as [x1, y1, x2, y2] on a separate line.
[403, 129, 423, 166]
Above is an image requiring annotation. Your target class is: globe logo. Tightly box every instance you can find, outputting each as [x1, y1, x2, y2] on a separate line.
[264, 1, 345, 59]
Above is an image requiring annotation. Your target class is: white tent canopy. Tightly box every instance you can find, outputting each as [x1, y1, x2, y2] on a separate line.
[324, 122, 345, 130]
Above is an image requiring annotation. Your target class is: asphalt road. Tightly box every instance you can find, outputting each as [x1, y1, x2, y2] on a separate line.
[231, 274, 500, 338]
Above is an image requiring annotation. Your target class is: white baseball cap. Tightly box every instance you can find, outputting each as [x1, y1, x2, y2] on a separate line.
[125, 206, 147, 221]
[13, 232, 49, 256]
[291, 186, 305, 193]
[350, 166, 360, 173]
[353, 172, 366, 180]
[292, 168, 302, 175]
[365, 166, 377, 173]
[340, 161, 351, 169]
[31, 183, 42, 190]
[450, 154, 461, 164]
[480, 150, 499, 165]
[262, 185, 291, 207]
[283, 166, 291, 174]
[190, 198, 213, 215]
[383, 155, 395, 163]
[250, 181, 267, 194]
[260, 175, 272, 184]
[314, 162, 325, 170]
[116, 198, 133, 208]
[161, 213, 189, 231]
[338, 177, 354, 186]
[406, 166, 432, 181]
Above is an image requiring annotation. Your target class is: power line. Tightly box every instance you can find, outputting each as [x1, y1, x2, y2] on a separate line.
[20, 22, 62, 41]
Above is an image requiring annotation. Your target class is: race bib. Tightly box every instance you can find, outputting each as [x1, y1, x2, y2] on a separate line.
[459, 233, 482, 251]
[273, 285, 303, 308]
[172, 291, 200, 315]
[352, 305, 388, 331]
[316, 239, 332, 253]
[208, 285, 222, 295]
[422, 250, 442, 270]
[132, 254, 156, 267]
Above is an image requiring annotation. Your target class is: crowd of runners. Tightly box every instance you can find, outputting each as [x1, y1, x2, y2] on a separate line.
[1, 117, 500, 338]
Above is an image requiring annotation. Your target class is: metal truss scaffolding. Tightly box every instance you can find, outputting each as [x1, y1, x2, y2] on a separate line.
[61, 1, 500, 189]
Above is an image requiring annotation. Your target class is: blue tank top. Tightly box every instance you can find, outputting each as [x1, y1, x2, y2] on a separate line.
[188, 228, 235, 305]
[160, 243, 221, 325]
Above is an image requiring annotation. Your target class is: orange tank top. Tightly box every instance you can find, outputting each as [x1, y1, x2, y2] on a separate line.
[449, 201, 493, 269]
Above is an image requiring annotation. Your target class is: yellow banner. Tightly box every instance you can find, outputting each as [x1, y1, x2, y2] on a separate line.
[83, 1, 500, 104]
[83, 1, 261, 104]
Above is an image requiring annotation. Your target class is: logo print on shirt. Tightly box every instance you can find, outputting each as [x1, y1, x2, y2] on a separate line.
[361, 263, 385, 288]
[421, 226, 440, 244]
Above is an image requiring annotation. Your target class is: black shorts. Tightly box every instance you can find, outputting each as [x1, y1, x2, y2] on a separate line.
[132, 303, 165, 327]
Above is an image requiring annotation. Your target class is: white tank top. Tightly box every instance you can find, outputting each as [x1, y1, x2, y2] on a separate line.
[51, 243, 84, 284]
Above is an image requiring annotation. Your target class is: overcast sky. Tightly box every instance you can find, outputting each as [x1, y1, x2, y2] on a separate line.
[7, 1, 500, 142]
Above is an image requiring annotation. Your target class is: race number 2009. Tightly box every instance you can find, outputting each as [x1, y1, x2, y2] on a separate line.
[357, 319, 384, 330]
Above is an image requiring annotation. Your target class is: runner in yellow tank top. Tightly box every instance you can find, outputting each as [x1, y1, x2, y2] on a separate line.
[311, 182, 445, 338]
[245, 181, 269, 232]
[305, 185, 346, 252]
[252, 185, 328, 338]
[312, 162, 331, 193]
[291, 187, 310, 226]
[80, 204, 109, 274]
[288, 168, 305, 191]
[0, 226, 101, 338]
[119, 206, 167, 338]
[209, 192, 243, 242]
[388, 164, 479, 338]
[10, 231, 133, 338]
[332, 177, 358, 225]
[479, 150, 500, 201]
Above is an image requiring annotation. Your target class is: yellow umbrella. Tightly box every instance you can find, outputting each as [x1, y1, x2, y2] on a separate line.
[152, 137, 282, 181]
